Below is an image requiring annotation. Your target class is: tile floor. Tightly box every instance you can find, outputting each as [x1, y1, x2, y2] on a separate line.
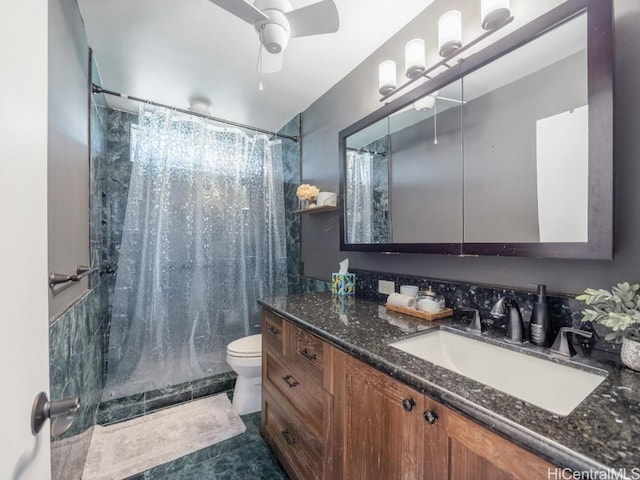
[123, 411, 288, 480]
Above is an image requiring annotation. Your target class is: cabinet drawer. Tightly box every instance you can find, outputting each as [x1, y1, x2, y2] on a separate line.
[292, 326, 324, 381]
[264, 352, 323, 437]
[262, 309, 285, 357]
[263, 388, 323, 480]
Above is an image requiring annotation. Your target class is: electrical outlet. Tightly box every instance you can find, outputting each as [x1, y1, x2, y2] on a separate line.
[378, 280, 395, 295]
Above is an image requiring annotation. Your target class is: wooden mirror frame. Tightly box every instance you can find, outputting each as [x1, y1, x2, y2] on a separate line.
[338, 0, 612, 259]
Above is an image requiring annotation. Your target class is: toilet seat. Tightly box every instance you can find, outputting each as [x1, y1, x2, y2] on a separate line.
[227, 334, 262, 358]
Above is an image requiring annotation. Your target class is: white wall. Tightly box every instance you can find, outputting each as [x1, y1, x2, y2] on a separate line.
[0, 1, 52, 478]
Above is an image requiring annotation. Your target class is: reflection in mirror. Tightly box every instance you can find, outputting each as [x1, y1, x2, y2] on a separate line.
[463, 13, 588, 243]
[344, 80, 463, 244]
[345, 117, 390, 243]
[388, 80, 463, 243]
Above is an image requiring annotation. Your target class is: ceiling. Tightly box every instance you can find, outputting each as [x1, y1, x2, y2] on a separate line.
[78, 0, 432, 132]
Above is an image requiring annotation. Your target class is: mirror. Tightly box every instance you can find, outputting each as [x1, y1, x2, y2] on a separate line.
[339, 0, 612, 258]
[345, 80, 463, 245]
[463, 14, 587, 244]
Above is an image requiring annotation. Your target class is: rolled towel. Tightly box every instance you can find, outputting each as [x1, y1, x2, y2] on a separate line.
[387, 292, 417, 309]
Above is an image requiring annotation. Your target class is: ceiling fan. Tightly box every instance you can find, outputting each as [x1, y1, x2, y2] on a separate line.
[208, 0, 339, 73]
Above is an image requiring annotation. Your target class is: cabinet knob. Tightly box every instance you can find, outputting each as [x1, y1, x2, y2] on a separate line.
[281, 429, 296, 445]
[423, 410, 439, 424]
[402, 398, 416, 412]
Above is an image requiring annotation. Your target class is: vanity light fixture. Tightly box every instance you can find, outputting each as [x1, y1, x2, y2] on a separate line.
[378, 60, 397, 96]
[481, 0, 511, 30]
[378, 2, 514, 102]
[405, 39, 426, 79]
[438, 10, 463, 57]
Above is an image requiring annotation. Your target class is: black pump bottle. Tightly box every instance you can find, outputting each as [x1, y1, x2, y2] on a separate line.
[529, 284, 552, 347]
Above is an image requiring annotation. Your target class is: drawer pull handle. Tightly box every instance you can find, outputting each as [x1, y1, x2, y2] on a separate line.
[266, 325, 281, 337]
[423, 410, 439, 425]
[299, 348, 317, 362]
[402, 398, 416, 412]
[281, 429, 296, 445]
[282, 375, 299, 388]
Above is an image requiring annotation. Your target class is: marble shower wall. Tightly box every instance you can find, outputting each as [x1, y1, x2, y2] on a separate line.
[277, 115, 330, 293]
[49, 99, 112, 480]
[278, 114, 302, 291]
[101, 107, 138, 275]
[365, 137, 390, 244]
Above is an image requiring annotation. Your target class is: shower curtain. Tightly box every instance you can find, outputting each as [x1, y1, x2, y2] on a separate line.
[105, 106, 287, 399]
[346, 150, 374, 243]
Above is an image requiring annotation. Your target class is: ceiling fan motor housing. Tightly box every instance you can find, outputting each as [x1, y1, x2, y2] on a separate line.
[254, 0, 292, 54]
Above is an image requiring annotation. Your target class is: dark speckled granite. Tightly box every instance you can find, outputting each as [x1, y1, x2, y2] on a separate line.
[258, 292, 640, 473]
[352, 268, 622, 357]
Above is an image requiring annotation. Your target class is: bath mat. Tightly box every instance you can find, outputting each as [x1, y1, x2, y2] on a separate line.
[83, 393, 246, 480]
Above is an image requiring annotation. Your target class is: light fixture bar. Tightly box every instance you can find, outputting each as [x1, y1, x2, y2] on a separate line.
[379, 16, 513, 102]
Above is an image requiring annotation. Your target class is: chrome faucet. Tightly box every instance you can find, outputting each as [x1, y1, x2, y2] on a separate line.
[490, 296, 526, 343]
[550, 327, 593, 357]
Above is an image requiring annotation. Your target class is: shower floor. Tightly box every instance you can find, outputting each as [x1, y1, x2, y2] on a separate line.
[123, 410, 287, 480]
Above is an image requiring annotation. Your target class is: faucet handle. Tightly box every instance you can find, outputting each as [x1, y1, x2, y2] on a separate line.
[458, 307, 484, 334]
[550, 327, 593, 357]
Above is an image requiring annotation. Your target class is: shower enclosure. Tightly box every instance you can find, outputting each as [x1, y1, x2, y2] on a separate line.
[102, 106, 287, 400]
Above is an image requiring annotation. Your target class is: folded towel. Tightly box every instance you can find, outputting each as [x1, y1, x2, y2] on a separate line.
[387, 292, 417, 309]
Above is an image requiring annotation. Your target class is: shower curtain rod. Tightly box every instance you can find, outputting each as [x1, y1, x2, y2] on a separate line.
[92, 84, 299, 143]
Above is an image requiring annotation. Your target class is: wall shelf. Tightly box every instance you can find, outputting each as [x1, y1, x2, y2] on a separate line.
[293, 206, 338, 214]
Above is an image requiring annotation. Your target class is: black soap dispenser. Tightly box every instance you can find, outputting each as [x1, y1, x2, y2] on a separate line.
[529, 284, 552, 347]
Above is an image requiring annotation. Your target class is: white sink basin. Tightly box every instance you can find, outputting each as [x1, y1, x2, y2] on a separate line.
[389, 330, 607, 416]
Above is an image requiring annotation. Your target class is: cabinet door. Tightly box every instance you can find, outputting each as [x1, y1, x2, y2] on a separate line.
[423, 395, 448, 479]
[334, 351, 424, 480]
[446, 410, 554, 480]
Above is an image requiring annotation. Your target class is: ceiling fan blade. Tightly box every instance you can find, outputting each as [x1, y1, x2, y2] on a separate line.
[208, 0, 268, 25]
[286, 0, 339, 38]
[260, 47, 284, 73]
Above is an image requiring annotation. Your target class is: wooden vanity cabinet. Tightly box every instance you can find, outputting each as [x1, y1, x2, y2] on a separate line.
[332, 349, 555, 480]
[445, 409, 554, 480]
[332, 349, 447, 479]
[261, 309, 335, 480]
[261, 309, 555, 480]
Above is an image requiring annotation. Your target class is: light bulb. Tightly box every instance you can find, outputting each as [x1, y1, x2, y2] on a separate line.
[405, 39, 426, 79]
[378, 60, 397, 96]
[438, 10, 462, 57]
[481, 0, 510, 30]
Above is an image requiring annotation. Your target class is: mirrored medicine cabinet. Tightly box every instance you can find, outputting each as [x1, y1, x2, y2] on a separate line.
[338, 0, 612, 259]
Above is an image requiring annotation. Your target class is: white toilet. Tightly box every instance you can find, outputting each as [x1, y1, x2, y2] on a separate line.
[226, 334, 262, 415]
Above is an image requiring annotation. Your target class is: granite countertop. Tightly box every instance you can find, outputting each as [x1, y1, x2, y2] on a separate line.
[258, 292, 640, 474]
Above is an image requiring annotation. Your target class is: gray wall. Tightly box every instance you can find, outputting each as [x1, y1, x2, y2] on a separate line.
[390, 102, 463, 243]
[464, 51, 586, 243]
[48, 0, 90, 317]
[300, 0, 639, 294]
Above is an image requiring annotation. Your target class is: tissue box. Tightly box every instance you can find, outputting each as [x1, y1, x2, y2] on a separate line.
[332, 273, 356, 296]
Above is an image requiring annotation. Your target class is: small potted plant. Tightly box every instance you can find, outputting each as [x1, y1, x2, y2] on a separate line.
[577, 282, 640, 371]
[296, 184, 319, 210]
